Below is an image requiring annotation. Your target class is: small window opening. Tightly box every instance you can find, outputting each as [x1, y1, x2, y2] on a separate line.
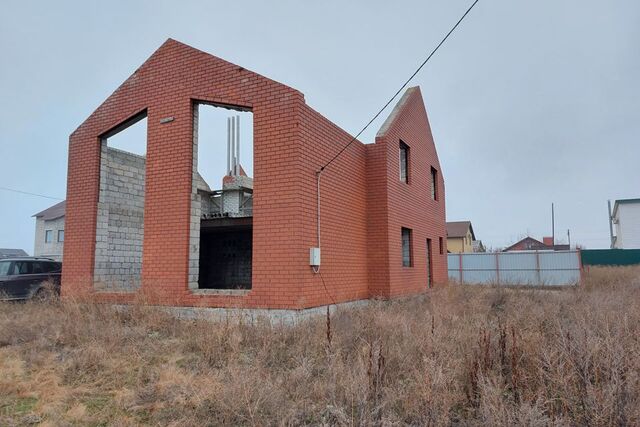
[439, 237, 444, 255]
[45, 230, 53, 243]
[431, 166, 438, 200]
[57, 230, 64, 242]
[399, 141, 410, 183]
[402, 227, 413, 267]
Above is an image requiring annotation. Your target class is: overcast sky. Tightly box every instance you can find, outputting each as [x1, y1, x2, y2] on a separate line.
[1, 0, 639, 253]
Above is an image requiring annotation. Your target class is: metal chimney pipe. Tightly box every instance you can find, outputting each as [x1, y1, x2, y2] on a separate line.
[551, 202, 555, 248]
[236, 115, 240, 175]
[226, 117, 231, 175]
[230, 116, 236, 175]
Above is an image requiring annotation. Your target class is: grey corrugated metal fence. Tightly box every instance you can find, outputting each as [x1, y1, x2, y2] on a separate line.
[448, 250, 582, 286]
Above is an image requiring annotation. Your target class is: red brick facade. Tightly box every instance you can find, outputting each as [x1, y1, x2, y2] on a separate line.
[62, 39, 447, 309]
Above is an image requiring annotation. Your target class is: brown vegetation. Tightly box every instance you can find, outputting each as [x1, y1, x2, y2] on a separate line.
[1, 266, 639, 426]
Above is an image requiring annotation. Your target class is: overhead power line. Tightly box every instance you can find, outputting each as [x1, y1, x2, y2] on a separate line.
[312, 0, 482, 279]
[319, 0, 480, 172]
[0, 186, 64, 201]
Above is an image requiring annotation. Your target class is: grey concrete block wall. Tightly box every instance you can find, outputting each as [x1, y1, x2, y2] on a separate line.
[34, 216, 65, 261]
[94, 145, 145, 291]
[188, 107, 201, 290]
[199, 190, 215, 216]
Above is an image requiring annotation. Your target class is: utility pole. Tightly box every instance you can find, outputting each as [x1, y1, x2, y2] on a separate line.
[551, 203, 555, 248]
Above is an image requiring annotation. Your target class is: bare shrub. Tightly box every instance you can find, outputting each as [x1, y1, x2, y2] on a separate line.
[0, 266, 639, 425]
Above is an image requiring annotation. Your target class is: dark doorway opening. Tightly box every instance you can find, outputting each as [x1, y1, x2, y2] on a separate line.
[198, 220, 252, 290]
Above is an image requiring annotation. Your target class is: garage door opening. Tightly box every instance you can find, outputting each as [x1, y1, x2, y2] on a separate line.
[190, 102, 254, 291]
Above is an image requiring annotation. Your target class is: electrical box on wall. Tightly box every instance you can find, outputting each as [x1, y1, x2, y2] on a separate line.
[310, 247, 321, 267]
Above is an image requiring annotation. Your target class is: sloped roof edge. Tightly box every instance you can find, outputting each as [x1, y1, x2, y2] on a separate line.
[376, 87, 421, 138]
[503, 236, 546, 252]
[612, 198, 640, 218]
[72, 38, 304, 137]
[33, 200, 66, 221]
[446, 221, 475, 239]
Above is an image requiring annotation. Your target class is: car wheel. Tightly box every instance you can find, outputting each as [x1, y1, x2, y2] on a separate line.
[33, 287, 55, 303]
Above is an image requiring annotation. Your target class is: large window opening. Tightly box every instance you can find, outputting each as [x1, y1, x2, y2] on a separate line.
[94, 112, 147, 291]
[191, 103, 254, 290]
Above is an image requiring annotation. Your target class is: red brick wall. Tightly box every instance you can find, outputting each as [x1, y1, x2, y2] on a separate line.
[297, 105, 370, 307]
[366, 141, 391, 297]
[373, 87, 448, 296]
[62, 39, 447, 309]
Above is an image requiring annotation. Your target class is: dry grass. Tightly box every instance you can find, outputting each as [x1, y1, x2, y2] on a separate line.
[1, 266, 639, 426]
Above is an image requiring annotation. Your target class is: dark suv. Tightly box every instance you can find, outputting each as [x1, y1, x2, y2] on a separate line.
[0, 257, 62, 301]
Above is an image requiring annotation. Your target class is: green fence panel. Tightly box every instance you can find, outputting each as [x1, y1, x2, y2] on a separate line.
[581, 249, 640, 266]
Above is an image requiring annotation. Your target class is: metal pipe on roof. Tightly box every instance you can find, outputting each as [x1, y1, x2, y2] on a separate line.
[227, 117, 231, 175]
[236, 115, 240, 175]
[230, 116, 236, 175]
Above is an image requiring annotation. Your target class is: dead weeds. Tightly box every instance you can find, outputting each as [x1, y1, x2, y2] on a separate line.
[0, 266, 639, 426]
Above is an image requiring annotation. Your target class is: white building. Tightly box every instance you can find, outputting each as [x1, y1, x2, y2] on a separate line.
[611, 198, 640, 249]
[33, 201, 66, 261]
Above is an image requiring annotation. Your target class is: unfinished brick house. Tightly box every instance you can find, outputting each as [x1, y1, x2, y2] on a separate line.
[62, 39, 447, 311]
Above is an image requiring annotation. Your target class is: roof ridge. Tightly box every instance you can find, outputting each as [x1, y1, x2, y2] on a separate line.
[375, 87, 421, 138]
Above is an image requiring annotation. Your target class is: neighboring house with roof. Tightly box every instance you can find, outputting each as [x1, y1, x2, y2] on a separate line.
[446, 221, 476, 253]
[0, 248, 29, 259]
[472, 240, 486, 253]
[611, 198, 640, 249]
[33, 200, 66, 261]
[503, 236, 569, 252]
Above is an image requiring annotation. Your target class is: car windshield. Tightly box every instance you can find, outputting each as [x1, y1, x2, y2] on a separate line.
[0, 261, 10, 276]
